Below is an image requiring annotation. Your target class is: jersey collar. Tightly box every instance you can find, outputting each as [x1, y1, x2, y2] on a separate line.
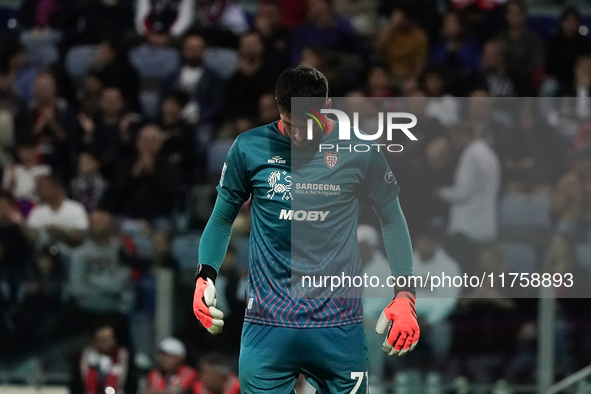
[277, 118, 335, 137]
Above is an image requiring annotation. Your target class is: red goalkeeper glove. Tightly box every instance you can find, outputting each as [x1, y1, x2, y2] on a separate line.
[375, 287, 420, 356]
[193, 265, 224, 335]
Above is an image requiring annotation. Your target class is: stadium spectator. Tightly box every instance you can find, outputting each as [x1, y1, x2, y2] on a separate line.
[542, 234, 591, 373]
[0, 42, 37, 105]
[226, 32, 281, 120]
[0, 191, 32, 295]
[27, 174, 89, 248]
[13, 246, 64, 353]
[552, 146, 591, 241]
[299, 46, 349, 97]
[257, 92, 280, 126]
[545, 7, 590, 87]
[555, 54, 591, 117]
[195, 0, 249, 39]
[69, 211, 130, 329]
[18, 0, 67, 31]
[494, 99, 566, 192]
[253, 0, 290, 63]
[21, 71, 76, 178]
[357, 224, 390, 384]
[469, 40, 523, 97]
[422, 137, 455, 225]
[421, 68, 460, 127]
[375, 6, 428, 82]
[495, 0, 543, 86]
[70, 323, 138, 394]
[437, 122, 501, 274]
[156, 90, 201, 185]
[193, 352, 240, 394]
[549, 54, 591, 138]
[87, 39, 141, 113]
[70, 150, 108, 212]
[78, 86, 143, 178]
[66, 0, 135, 46]
[146, 337, 198, 394]
[334, 0, 378, 37]
[78, 71, 105, 119]
[429, 11, 481, 90]
[110, 124, 179, 229]
[290, 0, 359, 65]
[277, 0, 307, 29]
[162, 34, 224, 135]
[2, 139, 51, 211]
[135, 0, 195, 39]
[0, 100, 15, 170]
[454, 244, 522, 384]
[413, 224, 461, 369]
[366, 64, 393, 98]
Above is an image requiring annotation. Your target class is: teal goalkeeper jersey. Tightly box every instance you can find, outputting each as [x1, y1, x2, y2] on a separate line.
[217, 119, 400, 328]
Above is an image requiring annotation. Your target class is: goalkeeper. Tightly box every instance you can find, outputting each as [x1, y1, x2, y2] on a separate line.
[193, 66, 419, 393]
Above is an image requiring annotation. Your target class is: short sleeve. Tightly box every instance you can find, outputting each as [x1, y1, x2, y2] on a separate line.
[27, 207, 44, 228]
[71, 203, 90, 230]
[362, 150, 400, 210]
[216, 138, 252, 205]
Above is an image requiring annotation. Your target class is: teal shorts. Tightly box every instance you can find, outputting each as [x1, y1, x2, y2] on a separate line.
[239, 322, 369, 394]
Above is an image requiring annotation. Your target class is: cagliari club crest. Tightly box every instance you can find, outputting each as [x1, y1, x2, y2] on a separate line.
[324, 152, 339, 169]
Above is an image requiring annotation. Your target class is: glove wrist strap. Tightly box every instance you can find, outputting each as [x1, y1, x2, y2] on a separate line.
[393, 276, 416, 298]
[195, 263, 218, 283]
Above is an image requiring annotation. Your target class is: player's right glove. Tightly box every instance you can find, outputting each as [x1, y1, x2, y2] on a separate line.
[375, 283, 420, 356]
[193, 264, 224, 335]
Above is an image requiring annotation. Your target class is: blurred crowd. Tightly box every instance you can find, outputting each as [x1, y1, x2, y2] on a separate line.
[0, 0, 590, 390]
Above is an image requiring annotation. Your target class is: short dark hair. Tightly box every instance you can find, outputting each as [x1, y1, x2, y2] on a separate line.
[39, 173, 65, 189]
[163, 89, 190, 108]
[560, 6, 582, 23]
[507, 0, 527, 14]
[16, 138, 37, 150]
[79, 149, 101, 163]
[200, 352, 232, 374]
[275, 66, 329, 114]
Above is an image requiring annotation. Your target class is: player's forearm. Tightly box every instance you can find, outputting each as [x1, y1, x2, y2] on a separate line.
[375, 197, 413, 278]
[198, 195, 242, 275]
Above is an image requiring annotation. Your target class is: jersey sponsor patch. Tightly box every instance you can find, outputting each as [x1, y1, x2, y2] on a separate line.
[279, 209, 330, 221]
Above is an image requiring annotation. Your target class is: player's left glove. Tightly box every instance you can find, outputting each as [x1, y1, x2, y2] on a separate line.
[375, 283, 420, 356]
[193, 264, 224, 335]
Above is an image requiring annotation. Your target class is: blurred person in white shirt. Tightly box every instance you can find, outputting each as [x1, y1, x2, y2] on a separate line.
[436, 121, 501, 275]
[27, 174, 89, 248]
[2, 139, 50, 213]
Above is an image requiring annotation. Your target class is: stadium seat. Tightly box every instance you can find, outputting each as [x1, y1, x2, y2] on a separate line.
[207, 140, 234, 182]
[499, 192, 551, 247]
[499, 192, 551, 228]
[65, 45, 99, 81]
[129, 45, 180, 80]
[139, 90, 160, 119]
[203, 47, 238, 80]
[500, 241, 538, 274]
[20, 30, 60, 69]
[172, 233, 201, 270]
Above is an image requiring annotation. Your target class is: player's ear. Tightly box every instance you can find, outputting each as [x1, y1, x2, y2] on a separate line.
[324, 98, 332, 110]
